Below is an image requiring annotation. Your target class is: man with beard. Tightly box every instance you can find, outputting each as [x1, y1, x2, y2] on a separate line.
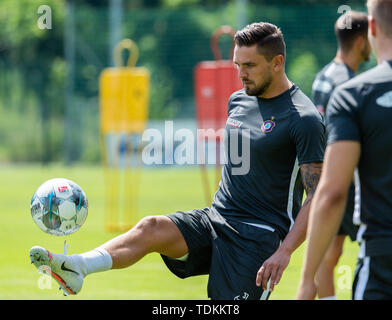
[29, 22, 325, 300]
[311, 10, 371, 300]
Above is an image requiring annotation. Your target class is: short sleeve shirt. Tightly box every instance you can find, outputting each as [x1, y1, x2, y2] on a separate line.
[212, 85, 325, 239]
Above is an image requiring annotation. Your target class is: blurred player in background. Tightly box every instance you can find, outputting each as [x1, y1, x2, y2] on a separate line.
[311, 10, 371, 300]
[29, 22, 325, 300]
[297, 0, 392, 300]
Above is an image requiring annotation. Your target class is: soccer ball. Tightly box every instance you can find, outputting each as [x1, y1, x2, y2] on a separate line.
[30, 178, 88, 236]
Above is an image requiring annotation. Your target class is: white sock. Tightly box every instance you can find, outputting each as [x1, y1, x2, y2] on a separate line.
[74, 247, 113, 277]
[318, 295, 337, 300]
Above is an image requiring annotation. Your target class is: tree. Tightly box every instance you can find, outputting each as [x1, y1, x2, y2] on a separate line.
[0, 0, 66, 162]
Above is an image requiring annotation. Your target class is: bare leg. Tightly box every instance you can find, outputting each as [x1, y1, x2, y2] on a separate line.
[315, 234, 346, 298]
[101, 215, 188, 269]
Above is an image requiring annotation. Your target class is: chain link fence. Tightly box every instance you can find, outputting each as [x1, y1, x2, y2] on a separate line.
[0, 1, 373, 164]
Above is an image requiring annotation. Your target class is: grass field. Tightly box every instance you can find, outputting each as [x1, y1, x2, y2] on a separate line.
[0, 164, 359, 300]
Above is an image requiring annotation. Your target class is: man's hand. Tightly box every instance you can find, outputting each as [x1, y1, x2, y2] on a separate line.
[256, 247, 291, 291]
[255, 162, 322, 293]
[296, 279, 317, 300]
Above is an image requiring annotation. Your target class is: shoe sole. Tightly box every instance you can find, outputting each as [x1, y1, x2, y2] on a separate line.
[30, 246, 76, 296]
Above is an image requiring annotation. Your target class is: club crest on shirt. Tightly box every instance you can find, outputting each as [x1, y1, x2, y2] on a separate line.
[261, 119, 275, 133]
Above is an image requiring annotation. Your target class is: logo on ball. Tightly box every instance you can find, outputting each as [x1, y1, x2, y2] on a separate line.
[58, 186, 68, 193]
[30, 178, 88, 236]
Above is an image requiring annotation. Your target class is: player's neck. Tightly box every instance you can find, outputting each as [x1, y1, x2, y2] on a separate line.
[374, 39, 392, 64]
[258, 74, 292, 99]
[377, 53, 392, 64]
[334, 50, 361, 73]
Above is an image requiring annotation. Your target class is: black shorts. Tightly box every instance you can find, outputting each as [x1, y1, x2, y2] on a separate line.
[353, 255, 392, 300]
[338, 186, 359, 241]
[161, 207, 281, 300]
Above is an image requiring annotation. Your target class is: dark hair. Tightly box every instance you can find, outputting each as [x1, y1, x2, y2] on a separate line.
[234, 22, 286, 61]
[334, 11, 368, 52]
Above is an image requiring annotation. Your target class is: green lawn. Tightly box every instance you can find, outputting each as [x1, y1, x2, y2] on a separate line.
[0, 164, 358, 300]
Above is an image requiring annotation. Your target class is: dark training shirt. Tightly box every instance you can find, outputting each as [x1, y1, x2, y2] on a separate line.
[327, 60, 392, 256]
[312, 60, 357, 239]
[312, 61, 355, 116]
[212, 85, 325, 240]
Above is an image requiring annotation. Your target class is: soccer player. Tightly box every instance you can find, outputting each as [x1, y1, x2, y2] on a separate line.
[297, 0, 392, 300]
[311, 10, 371, 300]
[30, 22, 325, 300]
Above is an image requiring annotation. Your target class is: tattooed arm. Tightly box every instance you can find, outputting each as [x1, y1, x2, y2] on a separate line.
[256, 162, 322, 291]
[301, 162, 323, 207]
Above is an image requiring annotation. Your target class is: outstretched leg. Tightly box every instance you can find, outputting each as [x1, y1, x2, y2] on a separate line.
[102, 215, 188, 269]
[29, 215, 188, 295]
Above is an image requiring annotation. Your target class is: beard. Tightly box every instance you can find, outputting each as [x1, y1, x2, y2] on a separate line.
[361, 43, 371, 62]
[243, 71, 273, 97]
[363, 49, 371, 62]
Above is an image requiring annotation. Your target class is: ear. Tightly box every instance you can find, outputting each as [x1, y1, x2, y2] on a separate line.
[272, 55, 285, 72]
[368, 15, 377, 37]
